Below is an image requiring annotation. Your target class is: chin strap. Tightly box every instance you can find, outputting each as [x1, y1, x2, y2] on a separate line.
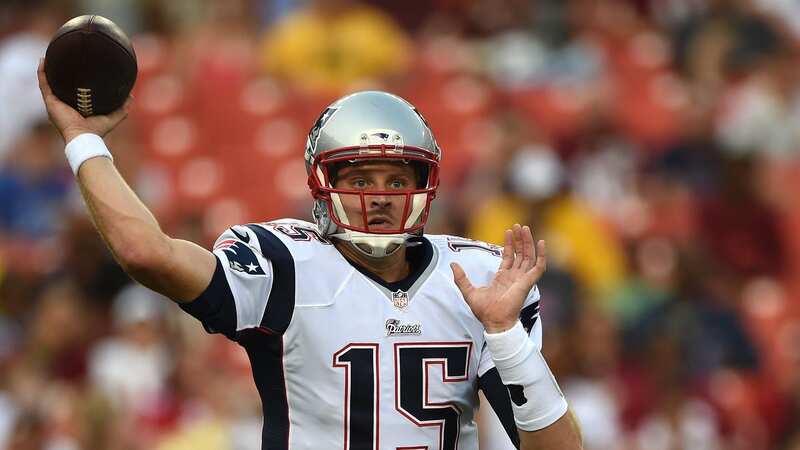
[330, 230, 411, 258]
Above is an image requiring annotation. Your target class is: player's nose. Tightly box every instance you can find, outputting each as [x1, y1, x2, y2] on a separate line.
[369, 194, 392, 208]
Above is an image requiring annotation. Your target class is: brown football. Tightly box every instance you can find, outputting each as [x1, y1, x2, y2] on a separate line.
[44, 15, 137, 117]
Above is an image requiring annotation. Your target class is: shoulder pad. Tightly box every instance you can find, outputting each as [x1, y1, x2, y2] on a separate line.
[427, 234, 503, 286]
[259, 220, 332, 246]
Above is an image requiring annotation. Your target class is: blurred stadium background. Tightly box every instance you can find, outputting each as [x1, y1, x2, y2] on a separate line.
[1, 0, 800, 449]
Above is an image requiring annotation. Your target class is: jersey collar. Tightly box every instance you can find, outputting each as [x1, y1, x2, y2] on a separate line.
[345, 236, 435, 294]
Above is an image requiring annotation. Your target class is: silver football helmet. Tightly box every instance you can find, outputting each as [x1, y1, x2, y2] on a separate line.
[305, 91, 441, 258]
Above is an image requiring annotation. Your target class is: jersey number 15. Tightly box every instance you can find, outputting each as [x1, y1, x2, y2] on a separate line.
[333, 342, 472, 450]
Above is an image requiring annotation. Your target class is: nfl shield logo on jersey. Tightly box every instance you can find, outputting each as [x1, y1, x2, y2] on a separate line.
[391, 289, 409, 311]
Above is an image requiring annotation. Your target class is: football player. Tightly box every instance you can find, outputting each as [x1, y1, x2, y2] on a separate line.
[38, 60, 582, 450]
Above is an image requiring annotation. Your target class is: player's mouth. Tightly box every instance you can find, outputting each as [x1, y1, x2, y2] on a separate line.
[367, 216, 395, 229]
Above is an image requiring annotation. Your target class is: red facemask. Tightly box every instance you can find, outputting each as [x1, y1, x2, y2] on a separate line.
[307, 144, 440, 235]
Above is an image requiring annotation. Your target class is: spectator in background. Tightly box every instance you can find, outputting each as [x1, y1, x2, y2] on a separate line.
[0, 122, 71, 294]
[467, 139, 627, 298]
[559, 305, 623, 450]
[88, 283, 174, 449]
[630, 331, 723, 450]
[698, 155, 786, 278]
[0, 0, 64, 160]
[0, 121, 71, 240]
[259, 0, 412, 92]
[670, 0, 797, 116]
[481, 0, 604, 90]
[715, 44, 800, 158]
[22, 278, 92, 383]
[88, 284, 172, 414]
[0, 277, 113, 450]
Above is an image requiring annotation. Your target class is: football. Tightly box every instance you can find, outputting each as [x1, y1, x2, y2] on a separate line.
[44, 15, 137, 117]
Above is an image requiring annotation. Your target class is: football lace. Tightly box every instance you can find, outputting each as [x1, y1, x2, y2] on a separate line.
[76, 88, 93, 116]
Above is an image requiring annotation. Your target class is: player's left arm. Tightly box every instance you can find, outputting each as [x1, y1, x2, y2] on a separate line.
[452, 224, 583, 450]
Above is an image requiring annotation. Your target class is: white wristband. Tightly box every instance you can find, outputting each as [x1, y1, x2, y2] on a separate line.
[485, 321, 568, 431]
[64, 133, 113, 175]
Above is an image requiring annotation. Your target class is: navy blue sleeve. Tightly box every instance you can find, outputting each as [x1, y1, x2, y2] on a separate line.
[179, 256, 238, 340]
[179, 222, 297, 340]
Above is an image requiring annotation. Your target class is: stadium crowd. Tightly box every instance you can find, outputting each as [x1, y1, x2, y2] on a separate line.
[1, 0, 800, 449]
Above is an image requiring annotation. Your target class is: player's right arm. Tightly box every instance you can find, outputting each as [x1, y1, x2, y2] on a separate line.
[37, 60, 215, 302]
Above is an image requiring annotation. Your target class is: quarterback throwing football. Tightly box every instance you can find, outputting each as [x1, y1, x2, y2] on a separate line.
[38, 60, 582, 450]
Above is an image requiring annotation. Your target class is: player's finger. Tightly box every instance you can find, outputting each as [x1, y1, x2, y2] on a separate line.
[512, 224, 524, 270]
[105, 96, 133, 123]
[499, 229, 513, 271]
[523, 240, 547, 285]
[450, 262, 475, 299]
[37, 58, 55, 98]
[105, 109, 128, 127]
[521, 225, 534, 271]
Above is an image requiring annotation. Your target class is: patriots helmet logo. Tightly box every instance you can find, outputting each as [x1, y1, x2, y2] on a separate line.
[214, 239, 265, 275]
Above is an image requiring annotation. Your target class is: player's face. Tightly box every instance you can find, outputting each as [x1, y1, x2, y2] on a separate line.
[332, 161, 418, 231]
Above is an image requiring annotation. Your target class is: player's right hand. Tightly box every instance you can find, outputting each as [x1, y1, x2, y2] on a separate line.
[37, 58, 131, 144]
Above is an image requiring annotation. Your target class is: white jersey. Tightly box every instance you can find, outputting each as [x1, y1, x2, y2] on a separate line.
[181, 219, 544, 450]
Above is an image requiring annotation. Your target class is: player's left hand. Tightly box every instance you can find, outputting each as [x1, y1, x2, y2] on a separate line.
[451, 224, 546, 333]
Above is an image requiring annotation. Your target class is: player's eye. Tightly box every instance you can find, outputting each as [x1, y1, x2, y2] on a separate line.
[389, 178, 408, 189]
[352, 179, 369, 189]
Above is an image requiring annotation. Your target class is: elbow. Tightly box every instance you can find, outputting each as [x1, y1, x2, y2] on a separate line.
[114, 230, 172, 278]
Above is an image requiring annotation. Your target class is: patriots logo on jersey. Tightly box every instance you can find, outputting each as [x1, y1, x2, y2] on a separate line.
[215, 239, 265, 275]
[385, 318, 422, 336]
